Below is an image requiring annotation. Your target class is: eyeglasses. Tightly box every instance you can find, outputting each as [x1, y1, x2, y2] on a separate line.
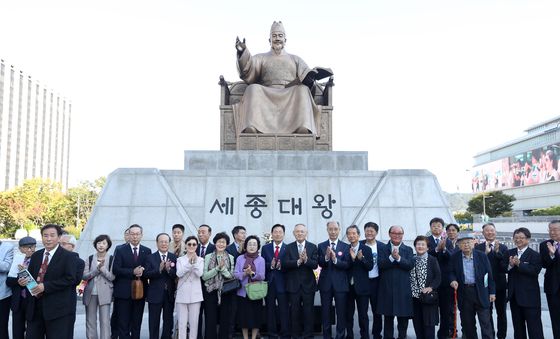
[186, 243, 197, 247]
[390, 232, 404, 236]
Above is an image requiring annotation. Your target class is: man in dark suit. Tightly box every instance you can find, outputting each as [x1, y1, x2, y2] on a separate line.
[113, 224, 152, 339]
[145, 233, 177, 339]
[345, 225, 373, 339]
[226, 225, 246, 262]
[283, 223, 319, 339]
[362, 222, 385, 339]
[506, 227, 544, 339]
[377, 225, 414, 339]
[318, 221, 350, 339]
[541, 220, 560, 339]
[450, 233, 495, 339]
[426, 217, 454, 339]
[196, 224, 215, 339]
[262, 224, 290, 339]
[111, 227, 131, 339]
[475, 222, 508, 339]
[23, 224, 78, 339]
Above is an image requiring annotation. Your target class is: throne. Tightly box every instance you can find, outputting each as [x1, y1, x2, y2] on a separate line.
[219, 76, 334, 151]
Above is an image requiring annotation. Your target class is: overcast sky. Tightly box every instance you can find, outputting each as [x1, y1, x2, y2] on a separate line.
[1, 0, 559, 193]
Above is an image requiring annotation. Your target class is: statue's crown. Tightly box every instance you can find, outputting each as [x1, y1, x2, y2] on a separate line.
[270, 21, 285, 34]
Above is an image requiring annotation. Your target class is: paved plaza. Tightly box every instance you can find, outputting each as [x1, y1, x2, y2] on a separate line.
[9, 284, 555, 339]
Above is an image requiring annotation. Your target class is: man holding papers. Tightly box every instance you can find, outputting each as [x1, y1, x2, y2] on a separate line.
[23, 224, 79, 339]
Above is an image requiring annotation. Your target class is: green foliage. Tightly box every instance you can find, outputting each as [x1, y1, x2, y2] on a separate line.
[453, 211, 473, 223]
[467, 191, 516, 218]
[530, 205, 560, 216]
[0, 177, 105, 238]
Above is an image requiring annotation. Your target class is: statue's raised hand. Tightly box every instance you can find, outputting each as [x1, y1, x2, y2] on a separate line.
[236, 36, 246, 53]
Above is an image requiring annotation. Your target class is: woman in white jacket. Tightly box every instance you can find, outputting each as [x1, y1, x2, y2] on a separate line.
[176, 235, 204, 339]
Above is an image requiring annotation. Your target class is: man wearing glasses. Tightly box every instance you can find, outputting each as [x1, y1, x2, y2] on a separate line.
[540, 220, 560, 339]
[506, 228, 544, 339]
[376, 225, 414, 339]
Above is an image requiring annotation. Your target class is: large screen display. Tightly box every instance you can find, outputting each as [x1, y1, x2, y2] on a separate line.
[471, 143, 560, 192]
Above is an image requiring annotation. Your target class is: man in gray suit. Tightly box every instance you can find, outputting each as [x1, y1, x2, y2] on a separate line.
[0, 238, 14, 339]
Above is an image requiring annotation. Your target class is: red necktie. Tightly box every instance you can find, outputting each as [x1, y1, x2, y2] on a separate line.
[37, 252, 50, 284]
[133, 247, 138, 261]
[274, 245, 279, 259]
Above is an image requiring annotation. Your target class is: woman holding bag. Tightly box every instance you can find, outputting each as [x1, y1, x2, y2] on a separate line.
[82, 234, 115, 339]
[234, 235, 266, 339]
[175, 236, 204, 339]
[202, 232, 236, 339]
[410, 235, 441, 339]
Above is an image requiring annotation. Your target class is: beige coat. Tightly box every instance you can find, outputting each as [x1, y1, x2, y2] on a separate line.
[175, 256, 204, 304]
[82, 253, 115, 306]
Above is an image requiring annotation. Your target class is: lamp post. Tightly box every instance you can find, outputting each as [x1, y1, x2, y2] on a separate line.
[481, 192, 492, 222]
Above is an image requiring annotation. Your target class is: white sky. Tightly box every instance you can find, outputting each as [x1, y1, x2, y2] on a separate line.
[1, 0, 559, 193]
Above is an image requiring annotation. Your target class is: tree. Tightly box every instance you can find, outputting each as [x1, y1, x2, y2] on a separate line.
[530, 205, 560, 216]
[467, 191, 515, 218]
[0, 177, 105, 238]
[65, 177, 106, 230]
[453, 211, 473, 223]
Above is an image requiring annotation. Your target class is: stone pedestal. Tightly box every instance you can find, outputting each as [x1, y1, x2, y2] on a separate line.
[77, 150, 453, 257]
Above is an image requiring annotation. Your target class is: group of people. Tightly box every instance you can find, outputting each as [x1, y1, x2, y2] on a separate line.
[0, 219, 559, 339]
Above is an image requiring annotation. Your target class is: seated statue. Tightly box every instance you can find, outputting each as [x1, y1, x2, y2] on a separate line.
[233, 21, 332, 137]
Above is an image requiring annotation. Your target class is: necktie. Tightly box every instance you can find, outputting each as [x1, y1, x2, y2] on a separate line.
[174, 244, 181, 257]
[133, 247, 138, 261]
[162, 254, 166, 262]
[331, 242, 336, 251]
[435, 238, 439, 246]
[298, 243, 303, 254]
[274, 245, 280, 259]
[555, 242, 560, 254]
[490, 243, 494, 251]
[37, 252, 50, 284]
[200, 245, 206, 257]
[21, 258, 30, 298]
[518, 250, 523, 257]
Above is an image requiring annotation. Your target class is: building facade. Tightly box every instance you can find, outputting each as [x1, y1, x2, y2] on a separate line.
[0, 59, 71, 191]
[472, 116, 560, 213]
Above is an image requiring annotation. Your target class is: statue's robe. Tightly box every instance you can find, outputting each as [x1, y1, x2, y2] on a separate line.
[233, 48, 321, 136]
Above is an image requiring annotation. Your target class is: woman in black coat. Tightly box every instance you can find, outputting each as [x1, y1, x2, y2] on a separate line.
[411, 235, 442, 339]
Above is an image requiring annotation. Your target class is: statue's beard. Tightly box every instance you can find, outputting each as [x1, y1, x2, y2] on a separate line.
[271, 41, 284, 52]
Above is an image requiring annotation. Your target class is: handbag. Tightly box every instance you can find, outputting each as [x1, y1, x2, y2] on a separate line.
[221, 278, 241, 295]
[131, 277, 144, 300]
[245, 281, 268, 300]
[414, 262, 439, 305]
[419, 289, 439, 304]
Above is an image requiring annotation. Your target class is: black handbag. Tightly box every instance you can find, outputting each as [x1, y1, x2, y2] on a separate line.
[221, 278, 241, 295]
[414, 263, 439, 305]
[419, 289, 439, 304]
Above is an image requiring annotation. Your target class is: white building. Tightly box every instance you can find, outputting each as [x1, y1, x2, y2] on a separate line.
[0, 59, 71, 191]
[472, 116, 560, 213]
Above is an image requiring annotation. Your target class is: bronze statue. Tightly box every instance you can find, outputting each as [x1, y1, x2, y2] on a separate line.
[233, 21, 332, 136]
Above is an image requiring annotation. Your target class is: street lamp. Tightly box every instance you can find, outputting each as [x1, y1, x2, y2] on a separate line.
[482, 192, 492, 222]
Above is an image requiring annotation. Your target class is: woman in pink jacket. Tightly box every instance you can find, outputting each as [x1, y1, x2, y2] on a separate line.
[176, 236, 204, 339]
